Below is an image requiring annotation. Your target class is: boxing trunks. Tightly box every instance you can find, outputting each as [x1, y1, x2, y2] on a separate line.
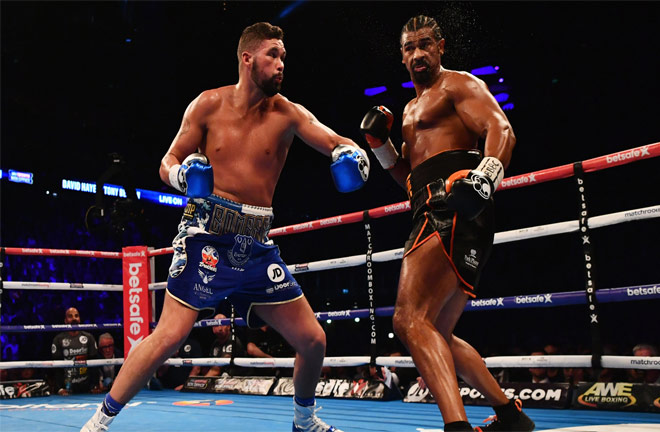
[404, 150, 495, 296]
[167, 194, 303, 327]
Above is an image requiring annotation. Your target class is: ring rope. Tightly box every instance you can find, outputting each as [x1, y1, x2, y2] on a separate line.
[2, 283, 657, 333]
[2, 354, 659, 370]
[4, 204, 655, 290]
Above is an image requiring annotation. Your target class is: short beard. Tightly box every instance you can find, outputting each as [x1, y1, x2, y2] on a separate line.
[411, 69, 432, 85]
[410, 60, 433, 85]
[252, 63, 282, 97]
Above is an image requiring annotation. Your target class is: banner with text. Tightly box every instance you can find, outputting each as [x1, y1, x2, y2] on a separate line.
[121, 246, 152, 358]
[404, 381, 570, 409]
[573, 382, 660, 412]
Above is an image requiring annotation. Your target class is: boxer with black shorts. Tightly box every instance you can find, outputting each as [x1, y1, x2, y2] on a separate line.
[360, 15, 534, 431]
[82, 22, 369, 432]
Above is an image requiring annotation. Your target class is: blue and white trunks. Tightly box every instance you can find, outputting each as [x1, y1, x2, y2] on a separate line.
[167, 194, 303, 327]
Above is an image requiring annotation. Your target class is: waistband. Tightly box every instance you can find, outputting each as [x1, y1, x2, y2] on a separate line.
[186, 194, 274, 242]
[406, 150, 482, 199]
[206, 194, 274, 217]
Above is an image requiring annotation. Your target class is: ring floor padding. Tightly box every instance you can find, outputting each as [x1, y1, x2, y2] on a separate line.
[1, 390, 659, 431]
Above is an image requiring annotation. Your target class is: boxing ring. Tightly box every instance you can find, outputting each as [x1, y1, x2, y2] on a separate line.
[2, 142, 660, 431]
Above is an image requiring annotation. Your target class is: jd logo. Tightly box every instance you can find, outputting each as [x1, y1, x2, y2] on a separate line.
[267, 263, 285, 282]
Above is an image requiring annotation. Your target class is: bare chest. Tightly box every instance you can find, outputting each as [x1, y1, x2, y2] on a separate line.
[202, 107, 294, 161]
[402, 89, 454, 142]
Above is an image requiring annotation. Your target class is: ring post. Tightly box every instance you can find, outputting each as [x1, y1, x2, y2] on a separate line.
[230, 305, 236, 368]
[122, 246, 152, 359]
[574, 162, 603, 369]
[363, 210, 378, 366]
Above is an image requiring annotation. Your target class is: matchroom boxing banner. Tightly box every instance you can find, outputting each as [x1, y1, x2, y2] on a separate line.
[573, 382, 660, 412]
[121, 246, 152, 358]
[272, 377, 398, 400]
[182, 376, 277, 396]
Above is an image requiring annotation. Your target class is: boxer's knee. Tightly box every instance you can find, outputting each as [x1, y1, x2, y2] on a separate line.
[393, 307, 415, 345]
[150, 328, 189, 358]
[295, 326, 326, 358]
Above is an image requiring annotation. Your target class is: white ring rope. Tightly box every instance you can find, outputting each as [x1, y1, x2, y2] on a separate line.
[2, 282, 123, 291]
[288, 204, 659, 274]
[2, 355, 658, 370]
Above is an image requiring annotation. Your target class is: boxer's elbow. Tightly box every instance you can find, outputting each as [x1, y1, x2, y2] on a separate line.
[159, 161, 170, 185]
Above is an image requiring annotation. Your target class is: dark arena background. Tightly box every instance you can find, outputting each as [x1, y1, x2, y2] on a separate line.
[1, 2, 659, 431]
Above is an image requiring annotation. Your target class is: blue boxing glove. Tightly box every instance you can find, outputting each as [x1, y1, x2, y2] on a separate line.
[168, 153, 214, 198]
[330, 144, 370, 193]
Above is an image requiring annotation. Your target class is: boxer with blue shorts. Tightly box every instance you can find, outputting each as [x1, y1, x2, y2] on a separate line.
[167, 194, 303, 327]
[83, 22, 367, 432]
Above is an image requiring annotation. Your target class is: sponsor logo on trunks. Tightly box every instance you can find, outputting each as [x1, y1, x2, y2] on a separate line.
[267, 263, 285, 282]
[266, 281, 295, 294]
[501, 173, 536, 188]
[198, 245, 219, 283]
[200, 246, 219, 270]
[193, 283, 213, 296]
[515, 294, 552, 304]
[183, 202, 196, 219]
[227, 235, 253, 267]
[470, 173, 492, 199]
[606, 145, 650, 164]
[470, 297, 504, 307]
[626, 285, 659, 297]
[463, 249, 480, 269]
[209, 205, 271, 242]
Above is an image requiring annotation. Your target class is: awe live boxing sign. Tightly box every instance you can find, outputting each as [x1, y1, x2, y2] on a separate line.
[122, 246, 152, 358]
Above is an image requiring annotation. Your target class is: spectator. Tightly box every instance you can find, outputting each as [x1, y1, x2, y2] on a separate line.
[246, 325, 294, 377]
[51, 307, 101, 395]
[205, 314, 246, 377]
[153, 337, 202, 391]
[98, 333, 122, 390]
[387, 350, 418, 392]
[596, 344, 626, 383]
[368, 364, 399, 390]
[627, 343, 660, 384]
[561, 345, 589, 386]
[528, 351, 549, 384]
[543, 343, 565, 383]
